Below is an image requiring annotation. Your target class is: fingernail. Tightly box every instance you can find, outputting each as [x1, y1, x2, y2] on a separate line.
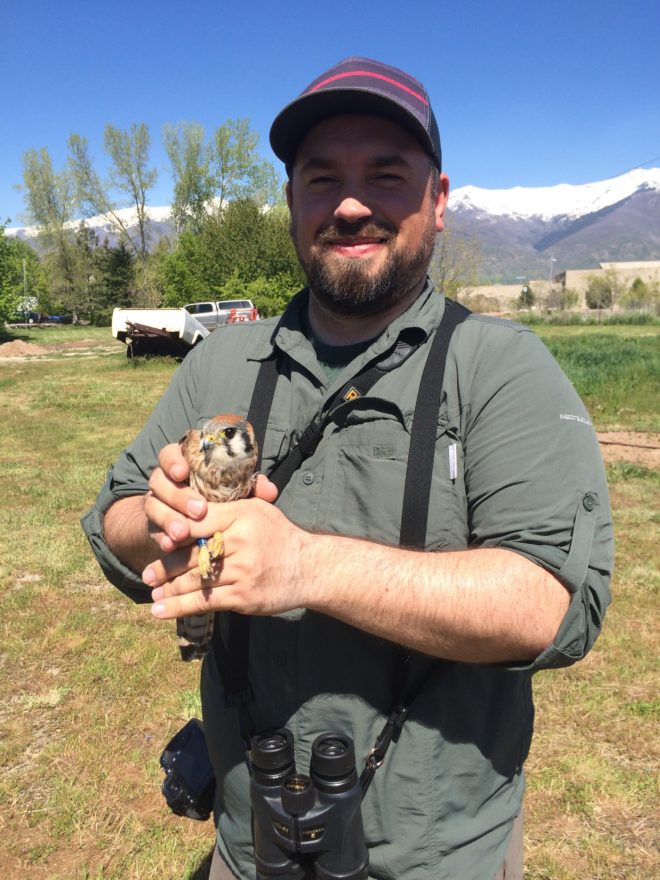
[187, 499, 205, 516]
[142, 568, 155, 585]
[151, 603, 166, 618]
[170, 522, 185, 540]
[151, 587, 164, 601]
[172, 465, 187, 482]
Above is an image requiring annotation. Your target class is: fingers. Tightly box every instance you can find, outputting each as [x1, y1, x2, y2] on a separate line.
[145, 490, 195, 550]
[252, 474, 278, 503]
[151, 586, 220, 620]
[150, 566, 235, 619]
[159, 442, 190, 483]
[148, 465, 207, 519]
[146, 443, 207, 550]
[142, 544, 197, 588]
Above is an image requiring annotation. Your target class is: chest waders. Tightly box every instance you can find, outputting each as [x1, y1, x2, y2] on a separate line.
[211, 298, 471, 795]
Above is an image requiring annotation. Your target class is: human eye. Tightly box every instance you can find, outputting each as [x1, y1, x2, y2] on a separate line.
[306, 173, 338, 189]
[371, 170, 406, 186]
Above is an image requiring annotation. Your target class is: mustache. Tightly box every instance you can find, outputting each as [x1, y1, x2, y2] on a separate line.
[315, 219, 397, 245]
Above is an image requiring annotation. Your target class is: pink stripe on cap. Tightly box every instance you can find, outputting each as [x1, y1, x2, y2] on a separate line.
[310, 70, 429, 106]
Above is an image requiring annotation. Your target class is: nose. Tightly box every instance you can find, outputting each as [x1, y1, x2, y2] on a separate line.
[334, 194, 373, 224]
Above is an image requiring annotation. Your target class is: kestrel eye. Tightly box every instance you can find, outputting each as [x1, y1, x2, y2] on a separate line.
[224, 427, 236, 439]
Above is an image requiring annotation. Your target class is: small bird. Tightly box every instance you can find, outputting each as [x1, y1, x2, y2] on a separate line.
[176, 414, 258, 660]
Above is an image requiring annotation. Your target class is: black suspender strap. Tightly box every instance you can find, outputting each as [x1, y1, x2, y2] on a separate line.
[247, 355, 280, 471]
[400, 298, 471, 547]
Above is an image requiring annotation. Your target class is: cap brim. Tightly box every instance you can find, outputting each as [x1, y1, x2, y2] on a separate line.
[269, 88, 439, 168]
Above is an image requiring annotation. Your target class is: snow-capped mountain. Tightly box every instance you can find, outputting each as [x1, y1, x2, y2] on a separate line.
[6, 206, 175, 250]
[447, 167, 660, 281]
[7, 168, 660, 282]
[449, 167, 660, 221]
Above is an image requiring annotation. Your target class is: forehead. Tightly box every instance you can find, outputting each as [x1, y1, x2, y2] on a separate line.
[294, 114, 429, 168]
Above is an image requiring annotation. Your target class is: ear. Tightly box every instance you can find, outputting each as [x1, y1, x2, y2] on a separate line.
[285, 179, 293, 211]
[434, 173, 450, 232]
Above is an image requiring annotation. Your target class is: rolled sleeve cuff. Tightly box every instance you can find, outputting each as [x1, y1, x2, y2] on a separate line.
[503, 490, 613, 673]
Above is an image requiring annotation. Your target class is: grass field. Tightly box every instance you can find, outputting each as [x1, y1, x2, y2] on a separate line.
[0, 324, 658, 879]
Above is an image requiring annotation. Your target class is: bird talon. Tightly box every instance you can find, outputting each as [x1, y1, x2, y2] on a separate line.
[198, 543, 213, 580]
[208, 531, 225, 561]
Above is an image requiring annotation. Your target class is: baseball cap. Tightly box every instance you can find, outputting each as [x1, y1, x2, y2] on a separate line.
[269, 56, 441, 171]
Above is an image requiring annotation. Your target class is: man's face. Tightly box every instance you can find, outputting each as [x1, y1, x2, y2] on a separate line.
[286, 114, 448, 317]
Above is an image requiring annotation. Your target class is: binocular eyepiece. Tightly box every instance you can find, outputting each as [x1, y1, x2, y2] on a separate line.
[250, 729, 368, 880]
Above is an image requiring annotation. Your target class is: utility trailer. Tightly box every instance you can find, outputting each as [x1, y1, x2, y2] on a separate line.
[111, 307, 209, 358]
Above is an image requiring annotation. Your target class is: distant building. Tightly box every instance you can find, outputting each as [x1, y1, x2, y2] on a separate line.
[555, 260, 660, 306]
[459, 260, 660, 311]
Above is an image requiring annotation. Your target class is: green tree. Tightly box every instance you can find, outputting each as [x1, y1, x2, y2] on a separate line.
[518, 283, 535, 309]
[162, 122, 214, 233]
[69, 134, 139, 257]
[104, 123, 157, 260]
[48, 224, 100, 322]
[585, 268, 624, 311]
[0, 228, 45, 323]
[159, 198, 303, 308]
[620, 276, 659, 312]
[585, 274, 613, 310]
[21, 147, 75, 249]
[21, 147, 82, 315]
[69, 124, 157, 261]
[429, 223, 482, 302]
[90, 241, 136, 324]
[209, 119, 281, 208]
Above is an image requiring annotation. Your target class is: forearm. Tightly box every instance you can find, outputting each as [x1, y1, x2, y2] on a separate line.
[104, 494, 163, 575]
[302, 535, 570, 664]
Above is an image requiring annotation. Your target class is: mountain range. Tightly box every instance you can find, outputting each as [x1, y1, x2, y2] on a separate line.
[446, 167, 660, 281]
[7, 167, 660, 283]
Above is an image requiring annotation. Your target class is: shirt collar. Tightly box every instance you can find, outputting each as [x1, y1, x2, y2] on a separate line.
[278, 275, 442, 340]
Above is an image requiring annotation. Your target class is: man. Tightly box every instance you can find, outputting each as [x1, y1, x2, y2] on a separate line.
[83, 57, 613, 880]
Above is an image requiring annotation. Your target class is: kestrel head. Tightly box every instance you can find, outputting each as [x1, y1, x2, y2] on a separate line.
[199, 414, 257, 467]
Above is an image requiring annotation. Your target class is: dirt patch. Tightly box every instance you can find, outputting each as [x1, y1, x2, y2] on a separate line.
[0, 340, 50, 357]
[0, 337, 120, 362]
[597, 432, 660, 469]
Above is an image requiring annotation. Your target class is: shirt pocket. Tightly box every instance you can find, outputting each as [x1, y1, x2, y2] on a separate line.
[321, 408, 469, 549]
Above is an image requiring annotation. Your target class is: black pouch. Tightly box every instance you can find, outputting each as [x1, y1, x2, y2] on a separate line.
[160, 718, 215, 821]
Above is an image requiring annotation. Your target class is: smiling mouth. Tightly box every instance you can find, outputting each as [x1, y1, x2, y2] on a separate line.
[326, 237, 388, 257]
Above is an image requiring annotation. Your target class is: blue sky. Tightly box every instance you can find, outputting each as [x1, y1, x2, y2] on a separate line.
[2, 0, 659, 227]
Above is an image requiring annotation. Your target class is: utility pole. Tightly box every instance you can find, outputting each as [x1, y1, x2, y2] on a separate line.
[22, 258, 28, 323]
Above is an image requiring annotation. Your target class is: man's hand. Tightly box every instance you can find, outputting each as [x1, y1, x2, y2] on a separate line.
[145, 496, 311, 620]
[145, 442, 278, 555]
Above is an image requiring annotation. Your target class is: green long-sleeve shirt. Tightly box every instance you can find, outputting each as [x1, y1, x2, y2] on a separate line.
[82, 281, 613, 879]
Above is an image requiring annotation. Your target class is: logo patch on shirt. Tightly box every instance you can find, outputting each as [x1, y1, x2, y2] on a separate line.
[560, 413, 592, 427]
[372, 445, 395, 458]
[343, 387, 361, 401]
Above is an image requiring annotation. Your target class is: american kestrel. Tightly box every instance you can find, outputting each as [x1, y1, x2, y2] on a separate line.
[176, 414, 258, 659]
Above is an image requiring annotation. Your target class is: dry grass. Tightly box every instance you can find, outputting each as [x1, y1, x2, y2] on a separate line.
[0, 325, 658, 878]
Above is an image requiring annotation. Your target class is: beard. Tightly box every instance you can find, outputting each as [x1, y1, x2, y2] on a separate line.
[291, 215, 437, 317]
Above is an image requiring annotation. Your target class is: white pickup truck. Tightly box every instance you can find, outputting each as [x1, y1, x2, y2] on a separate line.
[111, 307, 209, 358]
[184, 299, 259, 330]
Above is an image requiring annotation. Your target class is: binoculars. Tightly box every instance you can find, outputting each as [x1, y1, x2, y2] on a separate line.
[250, 728, 369, 880]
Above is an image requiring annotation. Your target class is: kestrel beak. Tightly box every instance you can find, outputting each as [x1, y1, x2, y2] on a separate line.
[201, 436, 214, 452]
